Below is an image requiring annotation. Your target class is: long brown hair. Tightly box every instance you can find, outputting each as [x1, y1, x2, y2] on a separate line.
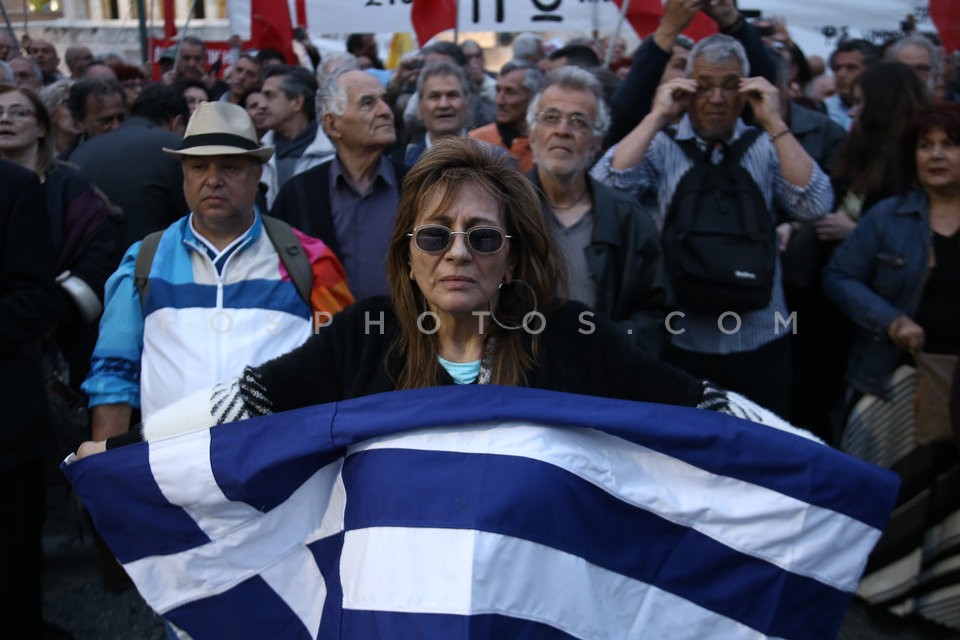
[386, 137, 565, 389]
[0, 84, 56, 176]
[832, 62, 931, 201]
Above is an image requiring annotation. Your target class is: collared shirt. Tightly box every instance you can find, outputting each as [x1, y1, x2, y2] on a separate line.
[545, 205, 596, 309]
[823, 94, 853, 131]
[590, 114, 833, 354]
[329, 154, 399, 300]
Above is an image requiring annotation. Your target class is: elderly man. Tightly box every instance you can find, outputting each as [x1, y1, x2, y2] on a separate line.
[259, 64, 334, 208]
[26, 38, 61, 84]
[591, 34, 833, 416]
[64, 44, 94, 79]
[82, 101, 352, 447]
[270, 65, 402, 300]
[0, 30, 16, 61]
[513, 32, 545, 66]
[395, 60, 472, 168]
[9, 55, 43, 90]
[527, 67, 668, 357]
[468, 58, 542, 172]
[174, 35, 207, 82]
[888, 34, 939, 93]
[607, 0, 777, 146]
[460, 39, 496, 105]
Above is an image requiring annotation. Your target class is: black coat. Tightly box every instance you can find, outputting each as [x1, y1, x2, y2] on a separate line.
[0, 160, 59, 469]
[269, 155, 406, 260]
[69, 117, 188, 265]
[527, 170, 669, 357]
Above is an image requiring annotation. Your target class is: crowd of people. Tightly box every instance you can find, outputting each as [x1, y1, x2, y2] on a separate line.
[2, 0, 960, 636]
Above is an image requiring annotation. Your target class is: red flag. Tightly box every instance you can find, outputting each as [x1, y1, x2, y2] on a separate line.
[251, 0, 297, 64]
[162, 0, 176, 40]
[930, 0, 960, 53]
[295, 0, 308, 29]
[612, 0, 718, 41]
[410, 0, 457, 46]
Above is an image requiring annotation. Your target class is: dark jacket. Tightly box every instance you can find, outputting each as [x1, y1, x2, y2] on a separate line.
[527, 170, 669, 356]
[269, 156, 406, 259]
[69, 116, 188, 264]
[254, 296, 704, 414]
[44, 163, 118, 389]
[822, 189, 931, 395]
[0, 160, 59, 469]
[788, 101, 847, 174]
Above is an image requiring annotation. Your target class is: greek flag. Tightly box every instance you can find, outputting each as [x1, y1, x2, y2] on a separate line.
[62, 385, 898, 640]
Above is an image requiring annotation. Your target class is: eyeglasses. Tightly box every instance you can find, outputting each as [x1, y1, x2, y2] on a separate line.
[408, 224, 511, 254]
[0, 106, 36, 119]
[695, 80, 741, 97]
[535, 109, 593, 133]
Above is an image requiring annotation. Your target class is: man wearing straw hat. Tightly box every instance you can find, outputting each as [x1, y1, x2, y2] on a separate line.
[82, 101, 353, 450]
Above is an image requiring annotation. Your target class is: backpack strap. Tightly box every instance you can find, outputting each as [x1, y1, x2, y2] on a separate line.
[724, 127, 764, 164]
[262, 215, 313, 308]
[134, 231, 164, 309]
[667, 126, 710, 164]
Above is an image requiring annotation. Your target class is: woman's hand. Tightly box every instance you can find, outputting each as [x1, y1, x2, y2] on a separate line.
[813, 212, 857, 242]
[77, 440, 107, 459]
[776, 222, 794, 252]
[888, 315, 926, 351]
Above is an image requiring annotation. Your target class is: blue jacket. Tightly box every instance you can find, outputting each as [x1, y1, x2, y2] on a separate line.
[822, 189, 932, 395]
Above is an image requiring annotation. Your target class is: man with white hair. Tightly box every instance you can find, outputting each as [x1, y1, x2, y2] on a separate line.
[9, 55, 43, 90]
[528, 66, 669, 356]
[592, 33, 832, 416]
[888, 34, 940, 93]
[513, 32, 545, 66]
[270, 65, 404, 300]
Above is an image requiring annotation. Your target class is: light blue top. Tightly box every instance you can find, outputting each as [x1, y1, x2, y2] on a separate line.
[438, 357, 481, 385]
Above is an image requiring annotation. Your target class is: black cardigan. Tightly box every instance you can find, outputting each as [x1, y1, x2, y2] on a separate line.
[253, 296, 703, 415]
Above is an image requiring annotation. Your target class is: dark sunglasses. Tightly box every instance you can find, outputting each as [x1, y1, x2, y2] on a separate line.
[408, 224, 511, 254]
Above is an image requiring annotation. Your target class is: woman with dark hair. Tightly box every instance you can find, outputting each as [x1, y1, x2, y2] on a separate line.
[824, 102, 960, 632]
[0, 84, 116, 400]
[815, 61, 932, 243]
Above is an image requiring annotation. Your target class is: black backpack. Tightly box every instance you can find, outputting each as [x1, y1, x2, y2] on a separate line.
[661, 127, 775, 313]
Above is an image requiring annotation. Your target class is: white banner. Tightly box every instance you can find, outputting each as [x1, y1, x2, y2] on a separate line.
[229, 0, 924, 41]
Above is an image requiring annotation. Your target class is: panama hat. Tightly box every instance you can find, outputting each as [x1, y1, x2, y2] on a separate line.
[163, 101, 274, 163]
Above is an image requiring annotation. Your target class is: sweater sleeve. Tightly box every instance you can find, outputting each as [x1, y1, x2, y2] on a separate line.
[81, 243, 145, 408]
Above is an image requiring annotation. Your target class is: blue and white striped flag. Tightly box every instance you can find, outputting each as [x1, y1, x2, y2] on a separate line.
[63, 385, 899, 640]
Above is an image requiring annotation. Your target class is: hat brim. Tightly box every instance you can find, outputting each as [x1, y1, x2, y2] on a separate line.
[162, 145, 275, 163]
